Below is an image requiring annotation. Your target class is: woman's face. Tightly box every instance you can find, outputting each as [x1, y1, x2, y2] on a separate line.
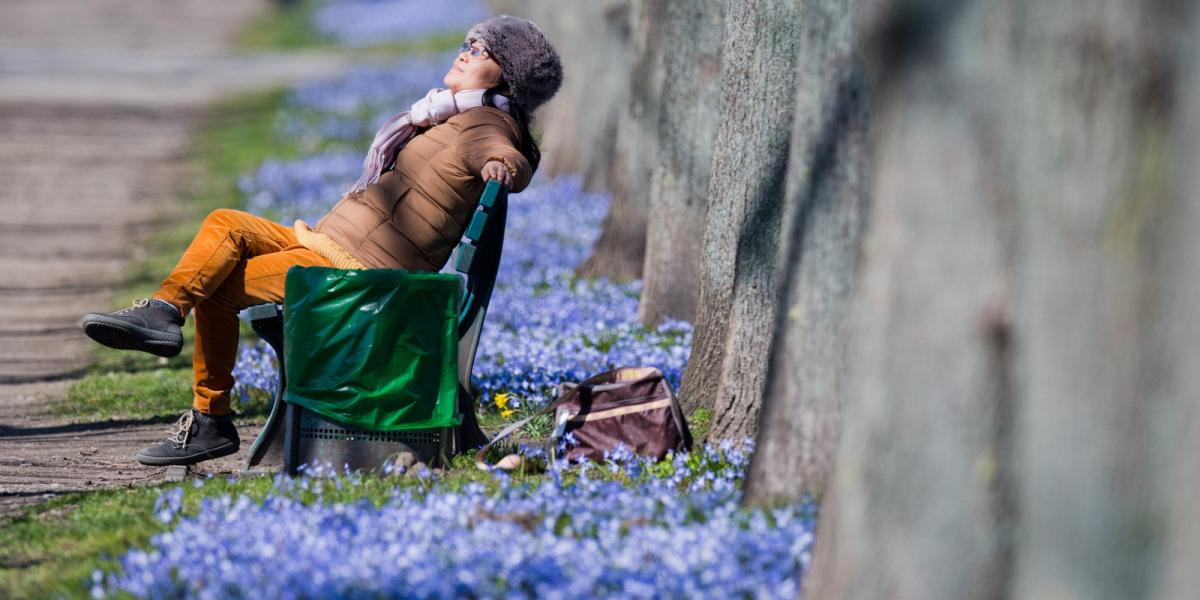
[444, 41, 503, 93]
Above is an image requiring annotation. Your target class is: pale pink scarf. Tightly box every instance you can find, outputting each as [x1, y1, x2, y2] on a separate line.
[348, 88, 512, 194]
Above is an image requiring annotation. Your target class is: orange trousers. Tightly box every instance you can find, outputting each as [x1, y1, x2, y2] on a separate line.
[153, 209, 332, 415]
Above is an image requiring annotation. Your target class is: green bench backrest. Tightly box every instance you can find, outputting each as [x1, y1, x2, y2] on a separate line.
[452, 180, 508, 387]
[454, 180, 508, 336]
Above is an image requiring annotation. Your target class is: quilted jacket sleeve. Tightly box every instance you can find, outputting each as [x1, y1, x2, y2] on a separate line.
[455, 111, 533, 192]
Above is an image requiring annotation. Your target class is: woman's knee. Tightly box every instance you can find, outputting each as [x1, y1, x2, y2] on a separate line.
[201, 208, 246, 229]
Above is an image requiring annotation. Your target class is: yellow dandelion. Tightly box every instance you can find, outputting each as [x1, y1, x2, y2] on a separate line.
[494, 392, 510, 410]
[501, 408, 515, 419]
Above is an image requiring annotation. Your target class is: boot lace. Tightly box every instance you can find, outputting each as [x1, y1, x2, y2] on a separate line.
[166, 411, 195, 449]
[114, 298, 152, 315]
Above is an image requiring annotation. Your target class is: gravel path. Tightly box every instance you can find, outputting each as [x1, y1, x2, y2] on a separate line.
[0, 0, 355, 516]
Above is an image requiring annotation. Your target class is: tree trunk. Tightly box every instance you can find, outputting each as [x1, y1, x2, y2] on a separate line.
[742, 0, 873, 506]
[1155, 13, 1200, 599]
[804, 1, 1018, 597]
[806, 0, 1200, 598]
[636, 1, 724, 326]
[1007, 2, 1190, 597]
[676, 0, 802, 440]
[573, 179, 648, 281]
[575, 0, 655, 282]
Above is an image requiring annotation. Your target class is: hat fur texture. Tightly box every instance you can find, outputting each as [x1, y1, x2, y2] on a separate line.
[467, 15, 563, 113]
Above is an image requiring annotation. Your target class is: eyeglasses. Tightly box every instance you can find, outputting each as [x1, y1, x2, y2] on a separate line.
[458, 41, 492, 61]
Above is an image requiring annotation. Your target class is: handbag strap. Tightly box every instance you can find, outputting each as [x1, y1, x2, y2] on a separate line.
[474, 369, 620, 470]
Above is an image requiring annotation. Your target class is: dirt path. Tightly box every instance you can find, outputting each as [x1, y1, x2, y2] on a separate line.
[0, 0, 355, 517]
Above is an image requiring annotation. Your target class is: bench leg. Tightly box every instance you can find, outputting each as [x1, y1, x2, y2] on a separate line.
[241, 357, 287, 474]
[241, 311, 286, 473]
[282, 402, 302, 477]
[456, 383, 489, 451]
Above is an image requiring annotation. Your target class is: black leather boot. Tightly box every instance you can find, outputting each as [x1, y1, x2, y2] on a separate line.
[81, 298, 185, 358]
[138, 409, 240, 466]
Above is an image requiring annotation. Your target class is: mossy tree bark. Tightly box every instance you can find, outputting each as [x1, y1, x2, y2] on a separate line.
[677, 0, 802, 440]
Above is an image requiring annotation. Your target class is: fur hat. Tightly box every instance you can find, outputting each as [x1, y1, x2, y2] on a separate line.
[466, 15, 563, 113]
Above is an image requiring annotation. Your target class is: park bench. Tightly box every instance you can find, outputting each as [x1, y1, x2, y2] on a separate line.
[239, 180, 508, 475]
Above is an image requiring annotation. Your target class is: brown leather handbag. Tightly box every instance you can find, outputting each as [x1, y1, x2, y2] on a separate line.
[475, 367, 693, 468]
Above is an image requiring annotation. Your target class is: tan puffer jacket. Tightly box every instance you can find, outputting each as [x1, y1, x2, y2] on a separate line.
[314, 106, 532, 271]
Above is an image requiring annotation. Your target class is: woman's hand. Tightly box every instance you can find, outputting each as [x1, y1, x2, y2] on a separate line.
[481, 160, 513, 188]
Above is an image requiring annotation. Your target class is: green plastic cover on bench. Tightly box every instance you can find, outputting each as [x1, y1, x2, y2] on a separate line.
[281, 267, 462, 432]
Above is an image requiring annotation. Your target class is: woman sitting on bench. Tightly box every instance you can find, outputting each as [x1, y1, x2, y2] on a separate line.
[78, 16, 563, 467]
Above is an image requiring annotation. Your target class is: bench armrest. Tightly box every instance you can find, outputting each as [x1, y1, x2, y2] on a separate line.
[239, 303, 282, 323]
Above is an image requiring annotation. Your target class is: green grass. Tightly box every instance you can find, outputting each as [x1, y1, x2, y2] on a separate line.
[687, 407, 712, 442]
[60, 369, 193, 420]
[0, 477, 287, 598]
[58, 367, 275, 421]
[0, 464, 547, 598]
[0, 486, 170, 598]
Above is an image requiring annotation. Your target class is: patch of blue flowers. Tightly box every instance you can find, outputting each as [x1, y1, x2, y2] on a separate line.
[95, 443, 816, 598]
[312, 0, 489, 48]
[230, 57, 693, 409]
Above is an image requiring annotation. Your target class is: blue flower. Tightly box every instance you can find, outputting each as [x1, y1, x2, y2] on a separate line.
[98, 443, 816, 599]
[153, 487, 184, 525]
